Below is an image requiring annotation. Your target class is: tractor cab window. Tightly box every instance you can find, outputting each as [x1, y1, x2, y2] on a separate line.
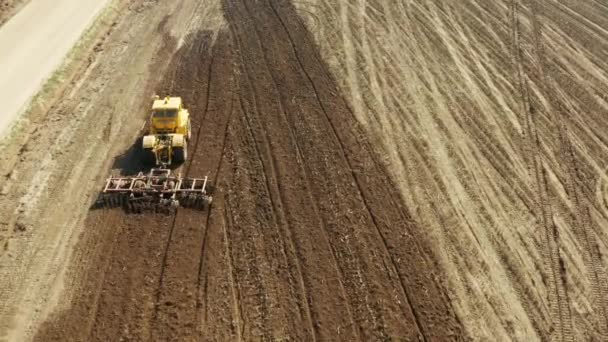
[153, 109, 178, 118]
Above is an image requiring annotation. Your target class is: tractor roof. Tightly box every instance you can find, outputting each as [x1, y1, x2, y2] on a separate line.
[152, 96, 182, 110]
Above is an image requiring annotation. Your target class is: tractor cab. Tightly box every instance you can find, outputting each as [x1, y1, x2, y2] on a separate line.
[142, 96, 192, 166]
[151, 96, 185, 134]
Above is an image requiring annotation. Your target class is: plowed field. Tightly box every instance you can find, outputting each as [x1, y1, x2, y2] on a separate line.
[3, 0, 461, 341]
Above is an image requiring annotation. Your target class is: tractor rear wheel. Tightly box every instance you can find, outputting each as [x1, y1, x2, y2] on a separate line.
[143, 148, 156, 166]
[173, 140, 188, 163]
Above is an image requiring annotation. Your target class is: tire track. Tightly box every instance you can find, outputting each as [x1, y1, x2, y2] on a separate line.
[229, 3, 317, 337]
[79, 213, 124, 340]
[225, 97, 275, 340]
[527, 0, 608, 337]
[195, 65, 235, 337]
[228, 10, 308, 338]
[507, 3, 555, 340]
[268, 1, 426, 339]
[229, 19, 360, 333]
[221, 192, 244, 341]
[510, 2, 574, 341]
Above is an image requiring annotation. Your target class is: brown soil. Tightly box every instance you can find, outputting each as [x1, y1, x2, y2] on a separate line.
[0, 0, 28, 26]
[29, 0, 463, 341]
[3, 0, 606, 341]
[295, 0, 608, 340]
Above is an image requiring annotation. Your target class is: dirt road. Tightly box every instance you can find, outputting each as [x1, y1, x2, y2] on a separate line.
[0, 0, 109, 138]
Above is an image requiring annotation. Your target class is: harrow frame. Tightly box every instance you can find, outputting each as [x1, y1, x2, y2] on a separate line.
[98, 168, 212, 212]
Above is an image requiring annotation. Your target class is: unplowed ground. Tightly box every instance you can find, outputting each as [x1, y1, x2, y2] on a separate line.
[295, 0, 608, 340]
[13, 0, 461, 341]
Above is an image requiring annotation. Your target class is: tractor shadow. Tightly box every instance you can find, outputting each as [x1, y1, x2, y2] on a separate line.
[111, 137, 181, 176]
[111, 137, 149, 176]
[90, 137, 183, 212]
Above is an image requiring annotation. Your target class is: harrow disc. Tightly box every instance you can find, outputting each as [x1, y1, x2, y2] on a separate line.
[179, 194, 212, 210]
[95, 193, 126, 209]
[97, 167, 213, 213]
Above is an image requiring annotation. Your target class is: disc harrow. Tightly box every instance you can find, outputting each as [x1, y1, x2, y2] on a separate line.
[96, 168, 212, 213]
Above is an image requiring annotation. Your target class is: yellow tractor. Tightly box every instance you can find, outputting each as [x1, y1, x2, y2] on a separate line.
[142, 96, 192, 166]
[96, 95, 213, 212]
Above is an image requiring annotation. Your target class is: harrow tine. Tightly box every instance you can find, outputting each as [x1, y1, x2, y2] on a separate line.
[202, 196, 210, 209]
[193, 195, 199, 208]
[156, 203, 166, 215]
[129, 199, 139, 214]
[186, 195, 194, 208]
[181, 195, 188, 208]
[129, 199, 138, 214]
